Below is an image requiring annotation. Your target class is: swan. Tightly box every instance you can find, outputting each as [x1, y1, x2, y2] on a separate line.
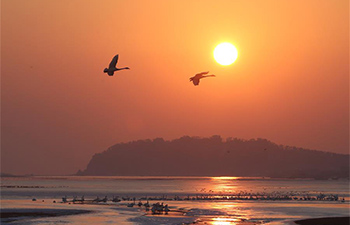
[190, 71, 215, 86]
[103, 54, 130, 76]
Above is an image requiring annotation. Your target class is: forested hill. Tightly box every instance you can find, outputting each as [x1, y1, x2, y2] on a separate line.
[78, 136, 349, 179]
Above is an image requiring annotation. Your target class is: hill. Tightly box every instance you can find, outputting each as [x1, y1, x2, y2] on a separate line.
[78, 136, 349, 179]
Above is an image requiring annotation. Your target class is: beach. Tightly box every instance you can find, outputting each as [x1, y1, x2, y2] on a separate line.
[294, 217, 350, 225]
[1, 199, 349, 225]
[1, 176, 349, 224]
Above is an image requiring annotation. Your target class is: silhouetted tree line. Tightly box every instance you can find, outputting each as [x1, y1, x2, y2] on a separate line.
[78, 136, 349, 179]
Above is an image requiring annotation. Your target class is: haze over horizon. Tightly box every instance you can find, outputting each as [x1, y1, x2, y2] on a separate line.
[2, 0, 349, 175]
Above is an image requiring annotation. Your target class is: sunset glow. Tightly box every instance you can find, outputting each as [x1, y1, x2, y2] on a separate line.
[1, 1, 349, 224]
[2, 0, 348, 176]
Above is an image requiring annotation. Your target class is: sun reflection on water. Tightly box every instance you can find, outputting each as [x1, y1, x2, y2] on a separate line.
[211, 217, 241, 225]
[206, 177, 239, 194]
[211, 177, 240, 181]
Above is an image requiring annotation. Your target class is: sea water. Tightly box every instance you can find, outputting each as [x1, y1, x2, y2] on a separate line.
[1, 176, 349, 224]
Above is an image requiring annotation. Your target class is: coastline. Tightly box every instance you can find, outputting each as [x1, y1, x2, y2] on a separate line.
[1, 176, 349, 225]
[294, 217, 350, 225]
[1, 199, 349, 225]
[0, 208, 92, 224]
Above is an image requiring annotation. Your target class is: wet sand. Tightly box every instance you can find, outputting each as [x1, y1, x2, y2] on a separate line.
[0, 208, 92, 223]
[1, 198, 349, 225]
[294, 217, 350, 225]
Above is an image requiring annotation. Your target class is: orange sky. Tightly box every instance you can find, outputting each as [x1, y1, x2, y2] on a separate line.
[2, 0, 349, 175]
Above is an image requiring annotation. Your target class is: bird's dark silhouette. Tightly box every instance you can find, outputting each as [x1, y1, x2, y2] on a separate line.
[190, 71, 215, 86]
[103, 54, 130, 76]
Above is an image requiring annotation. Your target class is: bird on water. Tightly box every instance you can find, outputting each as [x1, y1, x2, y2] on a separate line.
[103, 54, 130, 76]
[189, 71, 215, 86]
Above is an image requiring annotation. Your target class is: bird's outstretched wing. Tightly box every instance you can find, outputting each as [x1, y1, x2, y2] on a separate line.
[203, 74, 216, 78]
[109, 54, 119, 69]
[196, 71, 209, 76]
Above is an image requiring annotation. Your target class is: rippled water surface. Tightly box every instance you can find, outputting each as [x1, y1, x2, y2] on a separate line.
[1, 176, 349, 224]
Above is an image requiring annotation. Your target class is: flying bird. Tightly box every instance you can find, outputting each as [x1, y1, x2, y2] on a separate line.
[189, 71, 215, 86]
[103, 54, 130, 76]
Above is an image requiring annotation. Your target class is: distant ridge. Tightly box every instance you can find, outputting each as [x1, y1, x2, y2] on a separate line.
[0, 173, 24, 177]
[78, 136, 349, 179]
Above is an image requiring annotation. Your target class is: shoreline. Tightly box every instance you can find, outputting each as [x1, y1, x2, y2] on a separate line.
[0, 208, 92, 223]
[1, 203, 349, 225]
[294, 217, 350, 225]
[1, 196, 349, 225]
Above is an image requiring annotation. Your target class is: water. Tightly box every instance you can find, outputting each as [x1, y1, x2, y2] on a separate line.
[1, 176, 349, 224]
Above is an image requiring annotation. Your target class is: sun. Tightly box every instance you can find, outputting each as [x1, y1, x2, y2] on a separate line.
[214, 43, 238, 66]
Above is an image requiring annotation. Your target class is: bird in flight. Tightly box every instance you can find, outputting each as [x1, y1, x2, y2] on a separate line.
[103, 54, 130, 76]
[189, 71, 215, 86]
